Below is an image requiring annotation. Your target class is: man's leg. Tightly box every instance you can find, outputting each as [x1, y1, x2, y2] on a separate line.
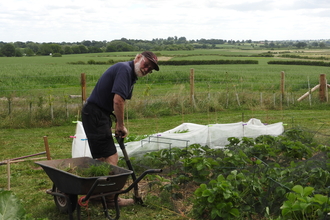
[82, 103, 116, 159]
[96, 152, 118, 166]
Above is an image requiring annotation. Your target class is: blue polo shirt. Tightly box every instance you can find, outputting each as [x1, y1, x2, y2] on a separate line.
[87, 61, 137, 113]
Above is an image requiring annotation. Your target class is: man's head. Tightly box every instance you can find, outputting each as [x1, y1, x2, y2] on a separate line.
[134, 51, 159, 77]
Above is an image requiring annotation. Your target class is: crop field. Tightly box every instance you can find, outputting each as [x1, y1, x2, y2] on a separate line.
[1, 49, 330, 129]
[1, 48, 330, 219]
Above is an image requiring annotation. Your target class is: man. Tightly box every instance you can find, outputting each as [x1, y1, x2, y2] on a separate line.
[82, 51, 159, 206]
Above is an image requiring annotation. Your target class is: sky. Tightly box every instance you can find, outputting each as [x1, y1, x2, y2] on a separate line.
[1, 0, 330, 43]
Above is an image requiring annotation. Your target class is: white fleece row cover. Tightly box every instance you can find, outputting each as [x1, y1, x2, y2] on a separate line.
[72, 118, 284, 158]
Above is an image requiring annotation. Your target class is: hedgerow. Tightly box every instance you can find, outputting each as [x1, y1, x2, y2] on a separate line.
[268, 60, 330, 67]
[158, 60, 258, 65]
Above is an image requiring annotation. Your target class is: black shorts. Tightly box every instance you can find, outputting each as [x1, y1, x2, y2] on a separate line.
[81, 102, 117, 158]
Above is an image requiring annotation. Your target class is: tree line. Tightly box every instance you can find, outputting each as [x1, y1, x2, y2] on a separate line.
[0, 36, 329, 57]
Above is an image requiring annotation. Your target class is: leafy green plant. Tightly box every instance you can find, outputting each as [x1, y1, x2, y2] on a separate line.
[183, 156, 219, 183]
[280, 185, 330, 219]
[0, 189, 26, 220]
[51, 53, 62, 57]
[226, 136, 278, 161]
[0, 189, 44, 220]
[193, 174, 240, 219]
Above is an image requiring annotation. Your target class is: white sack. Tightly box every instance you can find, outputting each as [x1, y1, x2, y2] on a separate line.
[71, 121, 92, 158]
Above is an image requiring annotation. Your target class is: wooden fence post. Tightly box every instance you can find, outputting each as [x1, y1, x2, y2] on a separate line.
[319, 74, 328, 102]
[7, 97, 12, 115]
[280, 71, 285, 101]
[7, 160, 10, 190]
[43, 136, 52, 160]
[81, 73, 87, 106]
[190, 69, 195, 106]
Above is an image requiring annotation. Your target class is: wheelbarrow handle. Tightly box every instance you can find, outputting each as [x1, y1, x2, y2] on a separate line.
[119, 169, 163, 194]
[83, 176, 115, 202]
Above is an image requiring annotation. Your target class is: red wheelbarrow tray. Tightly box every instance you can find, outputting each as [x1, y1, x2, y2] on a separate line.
[35, 157, 133, 195]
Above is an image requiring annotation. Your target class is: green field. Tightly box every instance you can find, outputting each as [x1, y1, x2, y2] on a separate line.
[1, 48, 330, 219]
[1, 49, 330, 129]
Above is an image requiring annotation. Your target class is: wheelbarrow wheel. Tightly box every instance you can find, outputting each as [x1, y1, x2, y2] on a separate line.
[52, 184, 78, 214]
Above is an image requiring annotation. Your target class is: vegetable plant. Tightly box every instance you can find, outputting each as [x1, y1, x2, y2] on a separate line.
[281, 185, 330, 219]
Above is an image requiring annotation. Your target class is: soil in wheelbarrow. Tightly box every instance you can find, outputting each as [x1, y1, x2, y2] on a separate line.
[59, 162, 114, 177]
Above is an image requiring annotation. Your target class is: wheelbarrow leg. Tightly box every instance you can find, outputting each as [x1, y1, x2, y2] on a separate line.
[66, 194, 74, 220]
[101, 194, 121, 220]
[76, 204, 81, 220]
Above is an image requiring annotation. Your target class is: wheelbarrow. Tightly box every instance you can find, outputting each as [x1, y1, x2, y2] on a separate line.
[36, 157, 162, 220]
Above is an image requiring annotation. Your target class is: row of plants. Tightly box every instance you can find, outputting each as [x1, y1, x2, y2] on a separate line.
[278, 54, 330, 60]
[66, 59, 259, 66]
[129, 128, 330, 219]
[158, 59, 258, 65]
[67, 59, 131, 65]
[268, 60, 330, 67]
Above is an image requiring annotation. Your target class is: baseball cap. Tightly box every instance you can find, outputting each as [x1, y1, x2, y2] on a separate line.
[141, 51, 159, 71]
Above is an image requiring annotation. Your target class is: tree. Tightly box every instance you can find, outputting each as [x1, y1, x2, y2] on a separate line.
[24, 48, 35, 56]
[26, 42, 40, 53]
[14, 41, 26, 48]
[88, 46, 103, 53]
[82, 40, 92, 47]
[92, 40, 106, 48]
[177, 37, 187, 44]
[135, 42, 153, 51]
[105, 41, 134, 52]
[295, 42, 307, 49]
[71, 46, 81, 54]
[15, 49, 23, 57]
[312, 42, 318, 47]
[64, 46, 73, 54]
[49, 44, 62, 54]
[105, 45, 116, 52]
[78, 45, 88, 53]
[166, 37, 175, 44]
[39, 44, 53, 55]
[1, 43, 16, 57]
[319, 42, 326, 48]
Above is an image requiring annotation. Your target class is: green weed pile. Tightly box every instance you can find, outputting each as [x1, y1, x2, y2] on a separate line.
[60, 163, 113, 177]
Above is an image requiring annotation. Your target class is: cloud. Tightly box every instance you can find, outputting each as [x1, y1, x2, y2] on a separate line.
[1, 0, 330, 42]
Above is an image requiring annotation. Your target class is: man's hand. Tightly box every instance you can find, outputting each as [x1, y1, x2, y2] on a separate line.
[115, 124, 128, 138]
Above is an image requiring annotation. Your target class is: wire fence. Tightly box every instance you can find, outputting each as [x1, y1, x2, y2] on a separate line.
[1, 70, 330, 130]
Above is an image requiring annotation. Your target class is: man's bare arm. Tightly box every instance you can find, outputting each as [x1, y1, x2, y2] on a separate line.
[113, 94, 128, 137]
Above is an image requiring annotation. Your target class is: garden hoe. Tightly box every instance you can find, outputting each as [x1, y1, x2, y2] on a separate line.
[116, 136, 144, 205]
